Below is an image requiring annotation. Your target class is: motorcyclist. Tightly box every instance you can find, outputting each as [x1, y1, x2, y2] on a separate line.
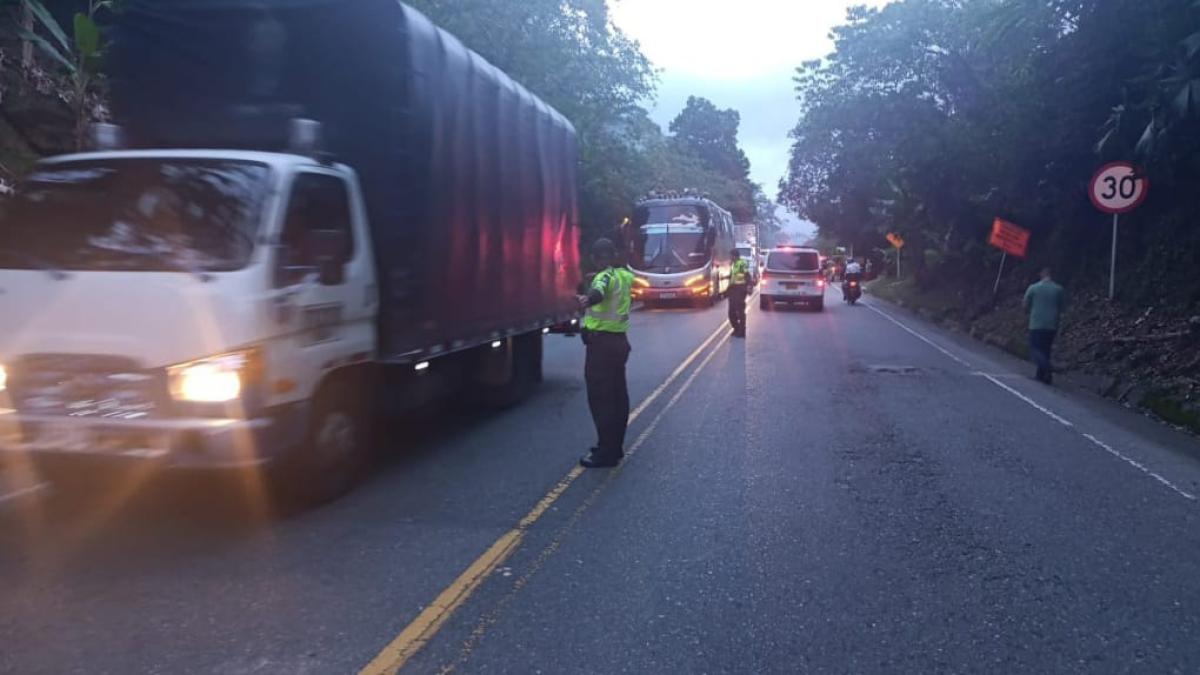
[843, 258, 863, 301]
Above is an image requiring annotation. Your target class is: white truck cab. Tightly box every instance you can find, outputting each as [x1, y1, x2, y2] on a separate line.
[0, 147, 379, 501]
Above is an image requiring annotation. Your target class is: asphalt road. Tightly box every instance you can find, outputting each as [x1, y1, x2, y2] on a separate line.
[4, 289, 1200, 674]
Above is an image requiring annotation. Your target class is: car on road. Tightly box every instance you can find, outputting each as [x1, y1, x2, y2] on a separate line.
[760, 246, 826, 311]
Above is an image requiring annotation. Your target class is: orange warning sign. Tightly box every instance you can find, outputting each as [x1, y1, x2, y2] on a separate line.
[988, 218, 1029, 258]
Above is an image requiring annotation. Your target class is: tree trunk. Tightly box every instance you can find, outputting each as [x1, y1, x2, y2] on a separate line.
[21, 2, 35, 69]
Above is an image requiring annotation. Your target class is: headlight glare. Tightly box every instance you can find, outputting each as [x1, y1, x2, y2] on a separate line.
[168, 352, 251, 403]
[0, 364, 7, 392]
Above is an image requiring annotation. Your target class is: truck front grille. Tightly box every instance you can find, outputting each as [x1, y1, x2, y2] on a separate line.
[9, 355, 164, 420]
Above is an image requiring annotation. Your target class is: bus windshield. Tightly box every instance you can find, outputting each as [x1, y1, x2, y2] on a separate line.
[634, 203, 709, 229]
[630, 202, 713, 273]
[631, 230, 710, 273]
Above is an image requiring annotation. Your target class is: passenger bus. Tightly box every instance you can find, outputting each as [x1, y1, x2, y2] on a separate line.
[626, 193, 737, 307]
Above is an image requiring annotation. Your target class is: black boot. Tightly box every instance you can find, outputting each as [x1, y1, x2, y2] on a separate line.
[580, 449, 622, 468]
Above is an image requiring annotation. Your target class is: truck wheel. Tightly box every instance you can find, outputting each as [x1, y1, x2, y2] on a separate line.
[273, 381, 368, 510]
[760, 296, 771, 311]
[479, 332, 541, 409]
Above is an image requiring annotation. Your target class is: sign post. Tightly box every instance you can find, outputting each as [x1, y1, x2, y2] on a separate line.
[987, 217, 1030, 294]
[1089, 162, 1149, 300]
[886, 232, 905, 278]
[1109, 213, 1118, 300]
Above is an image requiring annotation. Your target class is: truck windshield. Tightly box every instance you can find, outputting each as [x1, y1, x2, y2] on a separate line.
[0, 159, 269, 273]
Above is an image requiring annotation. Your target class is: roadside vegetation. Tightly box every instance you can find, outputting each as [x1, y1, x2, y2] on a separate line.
[783, 0, 1200, 431]
[0, 0, 781, 244]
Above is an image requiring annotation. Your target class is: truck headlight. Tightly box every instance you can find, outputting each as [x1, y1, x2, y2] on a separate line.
[168, 350, 256, 403]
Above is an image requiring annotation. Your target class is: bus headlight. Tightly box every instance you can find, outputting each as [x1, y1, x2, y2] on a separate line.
[633, 276, 650, 288]
[168, 350, 256, 403]
[684, 274, 706, 287]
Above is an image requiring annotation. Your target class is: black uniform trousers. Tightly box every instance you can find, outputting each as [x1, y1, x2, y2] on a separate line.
[728, 284, 748, 335]
[583, 330, 631, 459]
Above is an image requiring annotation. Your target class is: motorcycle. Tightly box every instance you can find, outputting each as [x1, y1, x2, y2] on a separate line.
[842, 277, 862, 305]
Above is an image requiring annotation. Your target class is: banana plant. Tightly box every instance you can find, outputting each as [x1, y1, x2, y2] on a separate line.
[14, 0, 114, 149]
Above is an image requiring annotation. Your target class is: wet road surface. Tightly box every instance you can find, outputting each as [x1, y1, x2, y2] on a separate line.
[4, 290, 1200, 674]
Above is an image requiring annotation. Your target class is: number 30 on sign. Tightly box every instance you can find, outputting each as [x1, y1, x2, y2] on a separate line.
[1089, 162, 1148, 214]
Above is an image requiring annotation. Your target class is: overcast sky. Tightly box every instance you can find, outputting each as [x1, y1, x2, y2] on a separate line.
[611, 0, 887, 237]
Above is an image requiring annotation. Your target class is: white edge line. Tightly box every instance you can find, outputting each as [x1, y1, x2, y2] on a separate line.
[979, 373, 1075, 428]
[868, 301, 1198, 504]
[0, 481, 51, 505]
[1081, 433, 1197, 501]
[864, 302, 970, 366]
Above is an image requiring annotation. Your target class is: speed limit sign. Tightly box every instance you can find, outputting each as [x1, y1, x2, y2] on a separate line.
[1090, 161, 1148, 214]
[1090, 161, 1148, 300]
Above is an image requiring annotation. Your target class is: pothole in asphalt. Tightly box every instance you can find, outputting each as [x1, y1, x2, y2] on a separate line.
[866, 364, 921, 374]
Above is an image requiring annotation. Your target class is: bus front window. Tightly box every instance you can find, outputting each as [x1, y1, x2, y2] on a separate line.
[632, 231, 709, 273]
[630, 203, 713, 273]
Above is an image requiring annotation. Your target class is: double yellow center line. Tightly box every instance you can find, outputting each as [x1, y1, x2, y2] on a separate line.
[360, 310, 740, 674]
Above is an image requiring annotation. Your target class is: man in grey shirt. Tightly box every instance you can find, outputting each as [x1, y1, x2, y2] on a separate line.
[1023, 268, 1067, 384]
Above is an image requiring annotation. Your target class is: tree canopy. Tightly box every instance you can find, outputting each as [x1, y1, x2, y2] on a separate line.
[406, 0, 763, 237]
[780, 0, 1200, 299]
[5, 0, 776, 240]
[667, 96, 756, 222]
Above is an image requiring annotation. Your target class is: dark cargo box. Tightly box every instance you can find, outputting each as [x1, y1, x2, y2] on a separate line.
[110, 0, 581, 361]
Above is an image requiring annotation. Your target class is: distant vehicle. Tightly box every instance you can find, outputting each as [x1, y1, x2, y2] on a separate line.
[626, 193, 737, 308]
[760, 246, 826, 311]
[0, 1, 581, 507]
[734, 242, 759, 285]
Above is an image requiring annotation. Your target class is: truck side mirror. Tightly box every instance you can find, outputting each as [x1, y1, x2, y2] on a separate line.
[310, 228, 349, 286]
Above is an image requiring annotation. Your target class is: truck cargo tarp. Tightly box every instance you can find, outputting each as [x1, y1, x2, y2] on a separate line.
[111, 0, 581, 360]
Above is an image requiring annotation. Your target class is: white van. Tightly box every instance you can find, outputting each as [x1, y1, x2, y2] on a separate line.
[760, 246, 826, 311]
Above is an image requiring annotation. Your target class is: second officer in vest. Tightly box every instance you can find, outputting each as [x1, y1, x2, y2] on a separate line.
[728, 248, 751, 338]
[576, 238, 634, 468]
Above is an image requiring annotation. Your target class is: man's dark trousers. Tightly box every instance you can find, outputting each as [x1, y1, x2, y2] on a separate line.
[728, 285, 747, 336]
[584, 330, 631, 459]
[1029, 329, 1057, 382]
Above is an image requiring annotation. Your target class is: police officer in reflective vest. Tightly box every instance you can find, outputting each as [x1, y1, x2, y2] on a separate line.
[728, 249, 750, 338]
[576, 238, 634, 468]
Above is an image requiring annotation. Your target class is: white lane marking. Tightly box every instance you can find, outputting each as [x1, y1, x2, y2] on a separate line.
[978, 373, 1075, 428]
[1082, 433, 1197, 501]
[0, 481, 50, 505]
[867, 301, 1197, 503]
[864, 303, 970, 366]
